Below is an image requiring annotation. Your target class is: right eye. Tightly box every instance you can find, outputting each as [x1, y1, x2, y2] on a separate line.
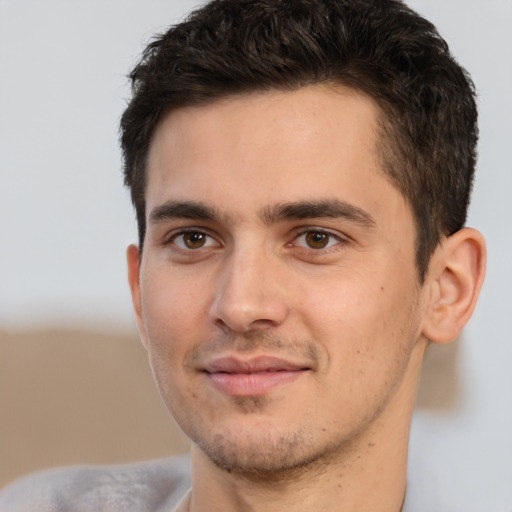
[170, 231, 218, 250]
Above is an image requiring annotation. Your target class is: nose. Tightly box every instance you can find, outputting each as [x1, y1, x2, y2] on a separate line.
[210, 247, 290, 333]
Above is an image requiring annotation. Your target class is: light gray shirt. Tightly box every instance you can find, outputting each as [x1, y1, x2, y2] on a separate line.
[0, 455, 191, 512]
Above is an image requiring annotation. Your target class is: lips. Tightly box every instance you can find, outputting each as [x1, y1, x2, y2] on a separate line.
[203, 356, 310, 396]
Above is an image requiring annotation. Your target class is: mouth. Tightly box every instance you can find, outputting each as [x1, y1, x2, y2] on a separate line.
[202, 356, 310, 397]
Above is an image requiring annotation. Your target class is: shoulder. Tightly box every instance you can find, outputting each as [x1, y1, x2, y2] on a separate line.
[0, 454, 191, 512]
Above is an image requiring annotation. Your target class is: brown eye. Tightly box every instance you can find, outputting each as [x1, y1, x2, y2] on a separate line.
[184, 232, 206, 248]
[293, 230, 341, 250]
[305, 231, 330, 249]
[172, 231, 217, 250]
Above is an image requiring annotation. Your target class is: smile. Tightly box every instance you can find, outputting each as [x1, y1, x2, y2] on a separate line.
[203, 356, 310, 397]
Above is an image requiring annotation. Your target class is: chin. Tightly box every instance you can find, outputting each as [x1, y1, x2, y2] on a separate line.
[192, 424, 341, 480]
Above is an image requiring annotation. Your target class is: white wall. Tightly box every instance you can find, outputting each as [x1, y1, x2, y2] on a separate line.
[1, 0, 510, 509]
[0, 0, 201, 330]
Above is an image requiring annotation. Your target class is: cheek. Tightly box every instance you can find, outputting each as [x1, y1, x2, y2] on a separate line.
[303, 275, 421, 420]
[140, 268, 213, 359]
[138, 271, 208, 413]
[299, 267, 420, 367]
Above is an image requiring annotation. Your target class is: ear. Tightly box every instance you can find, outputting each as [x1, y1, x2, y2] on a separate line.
[127, 244, 149, 349]
[421, 228, 486, 344]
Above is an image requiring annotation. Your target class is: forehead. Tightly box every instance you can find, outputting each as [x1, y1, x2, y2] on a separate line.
[145, 85, 408, 228]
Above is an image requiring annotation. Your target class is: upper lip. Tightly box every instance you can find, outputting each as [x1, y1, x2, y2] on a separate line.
[203, 356, 310, 374]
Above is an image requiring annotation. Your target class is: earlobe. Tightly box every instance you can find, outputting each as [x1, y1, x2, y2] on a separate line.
[126, 244, 149, 349]
[421, 228, 486, 344]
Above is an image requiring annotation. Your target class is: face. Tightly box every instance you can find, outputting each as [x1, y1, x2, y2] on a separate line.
[129, 86, 428, 475]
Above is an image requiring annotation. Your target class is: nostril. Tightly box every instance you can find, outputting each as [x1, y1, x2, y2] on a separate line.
[213, 314, 279, 335]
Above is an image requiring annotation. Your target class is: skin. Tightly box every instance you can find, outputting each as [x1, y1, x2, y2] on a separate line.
[127, 85, 485, 511]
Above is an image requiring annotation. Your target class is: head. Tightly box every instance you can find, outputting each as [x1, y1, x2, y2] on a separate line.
[121, 0, 485, 481]
[121, 0, 478, 281]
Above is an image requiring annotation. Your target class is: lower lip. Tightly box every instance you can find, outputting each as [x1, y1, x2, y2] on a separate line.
[206, 370, 306, 396]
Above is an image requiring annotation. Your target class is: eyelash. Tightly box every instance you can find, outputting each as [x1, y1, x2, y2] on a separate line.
[290, 228, 346, 251]
[164, 227, 346, 254]
[165, 229, 220, 251]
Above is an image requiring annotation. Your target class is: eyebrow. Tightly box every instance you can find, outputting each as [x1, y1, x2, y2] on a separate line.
[148, 198, 376, 228]
[149, 200, 219, 224]
[261, 199, 376, 227]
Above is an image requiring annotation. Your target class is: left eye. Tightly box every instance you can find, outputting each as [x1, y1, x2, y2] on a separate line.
[172, 231, 217, 250]
[294, 230, 340, 249]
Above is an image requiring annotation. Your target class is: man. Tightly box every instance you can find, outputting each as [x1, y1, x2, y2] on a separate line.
[0, 0, 485, 510]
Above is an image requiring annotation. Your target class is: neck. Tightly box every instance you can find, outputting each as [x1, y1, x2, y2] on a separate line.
[188, 340, 427, 512]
